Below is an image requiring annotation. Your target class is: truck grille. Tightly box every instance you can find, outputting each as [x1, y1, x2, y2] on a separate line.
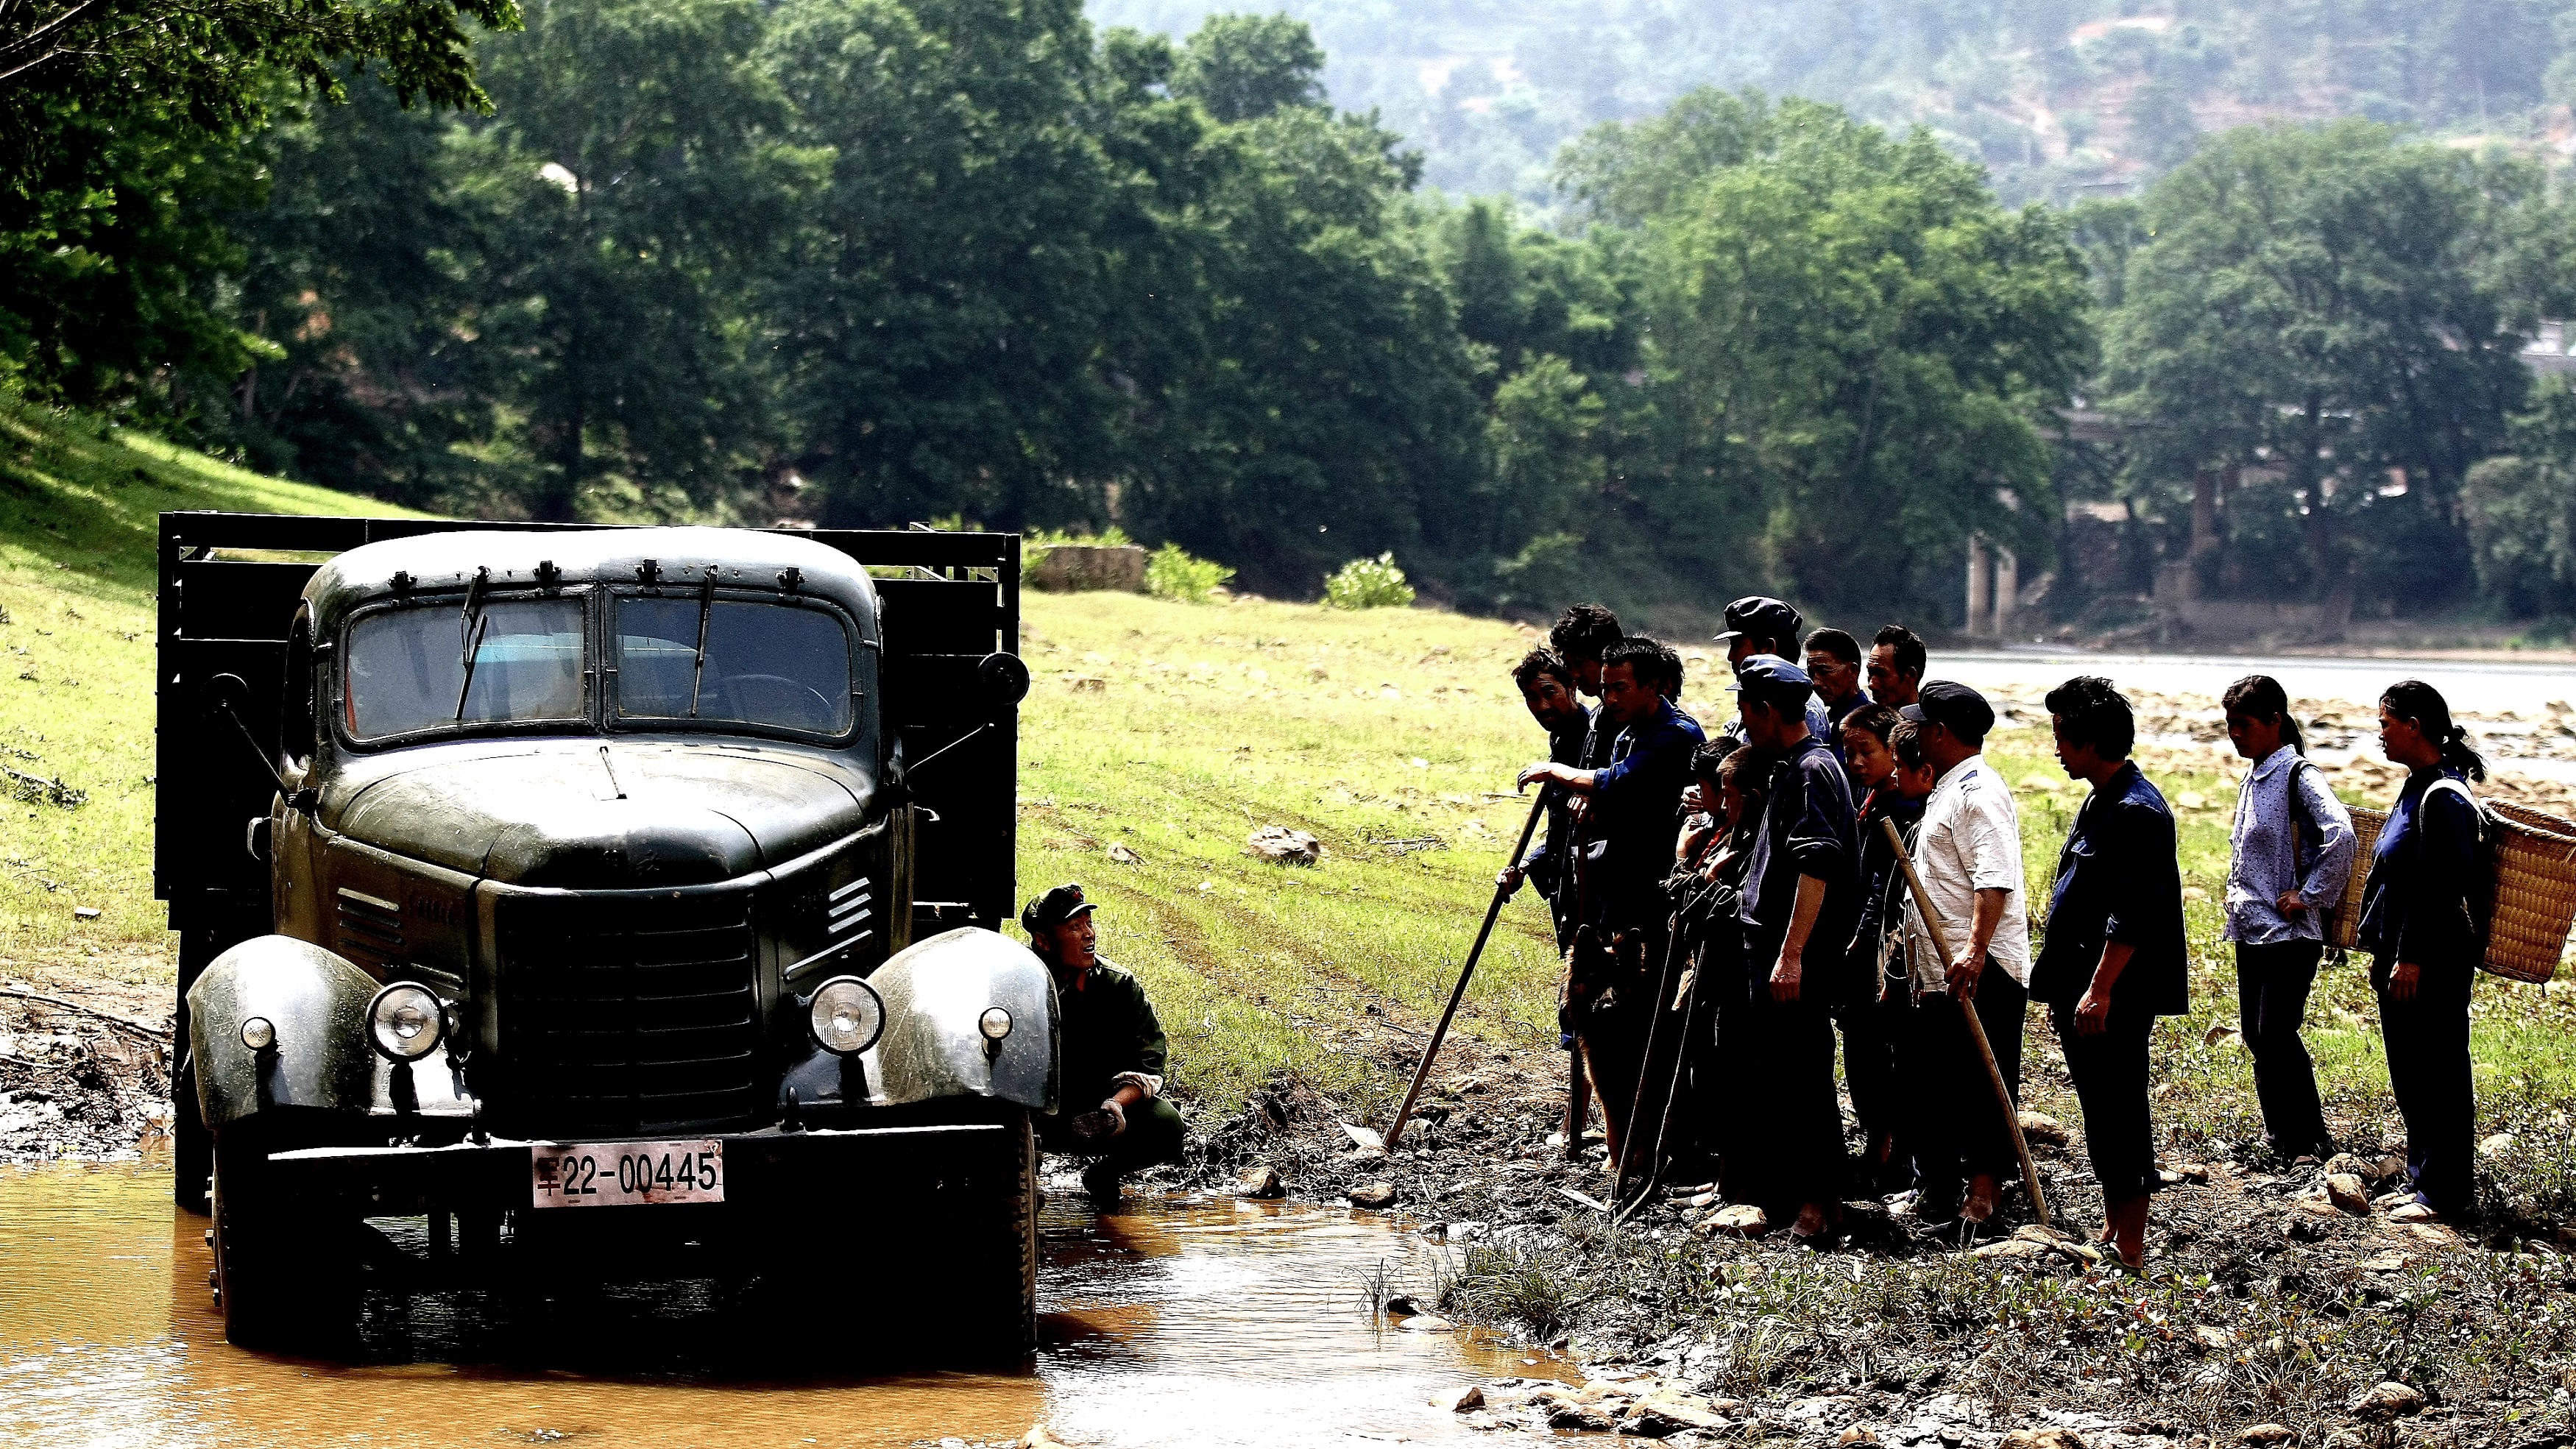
[498, 893, 762, 1136]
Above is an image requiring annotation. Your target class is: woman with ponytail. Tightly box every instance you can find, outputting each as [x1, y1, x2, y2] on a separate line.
[2221, 675, 2354, 1163]
[2355, 679, 2486, 1222]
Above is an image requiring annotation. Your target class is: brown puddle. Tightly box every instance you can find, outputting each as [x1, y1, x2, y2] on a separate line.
[0, 1158, 1571, 1448]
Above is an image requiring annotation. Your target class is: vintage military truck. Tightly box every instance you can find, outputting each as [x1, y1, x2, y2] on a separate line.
[157, 514, 1047, 1351]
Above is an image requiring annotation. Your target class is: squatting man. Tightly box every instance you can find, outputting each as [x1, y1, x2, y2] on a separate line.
[1021, 883, 1186, 1200]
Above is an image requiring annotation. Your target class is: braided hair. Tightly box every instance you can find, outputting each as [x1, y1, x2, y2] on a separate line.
[2382, 679, 2488, 783]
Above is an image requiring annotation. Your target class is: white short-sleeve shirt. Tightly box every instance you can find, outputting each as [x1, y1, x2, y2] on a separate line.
[1903, 753, 2031, 989]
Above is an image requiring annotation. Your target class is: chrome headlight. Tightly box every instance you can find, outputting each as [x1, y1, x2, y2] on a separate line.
[808, 977, 884, 1057]
[239, 1016, 275, 1052]
[366, 982, 445, 1062]
[978, 1007, 1013, 1043]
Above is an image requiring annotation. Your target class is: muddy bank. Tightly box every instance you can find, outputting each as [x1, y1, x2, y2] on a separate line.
[0, 975, 171, 1161]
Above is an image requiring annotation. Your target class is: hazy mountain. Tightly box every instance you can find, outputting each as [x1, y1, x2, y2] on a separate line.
[1086, 0, 2575, 211]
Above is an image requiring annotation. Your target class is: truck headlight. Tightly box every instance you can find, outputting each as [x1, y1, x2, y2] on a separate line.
[366, 982, 445, 1061]
[240, 1016, 275, 1051]
[808, 977, 884, 1057]
[978, 1007, 1013, 1042]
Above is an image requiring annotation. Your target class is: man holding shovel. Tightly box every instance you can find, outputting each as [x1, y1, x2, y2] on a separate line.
[1895, 683, 2031, 1232]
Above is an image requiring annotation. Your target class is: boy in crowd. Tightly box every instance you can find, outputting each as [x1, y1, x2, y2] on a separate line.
[1838, 701, 1915, 1191]
[1804, 628, 1872, 738]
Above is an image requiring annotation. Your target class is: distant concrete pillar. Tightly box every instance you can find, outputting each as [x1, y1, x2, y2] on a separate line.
[1994, 548, 2018, 640]
[1965, 536, 1991, 638]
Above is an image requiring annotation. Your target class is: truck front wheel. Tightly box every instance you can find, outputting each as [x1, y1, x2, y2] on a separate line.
[210, 1122, 352, 1349]
[926, 1108, 1038, 1358]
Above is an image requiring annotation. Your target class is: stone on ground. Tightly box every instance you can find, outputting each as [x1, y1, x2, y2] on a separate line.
[2000, 1430, 2088, 1449]
[1340, 1122, 1385, 1153]
[1435, 1385, 1482, 1412]
[1396, 1314, 1454, 1333]
[2350, 1381, 2427, 1420]
[1346, 1180, 1395, 1209]
[2237, 1426, 2295, 1445]
[1233, 1165, 1284, 1199]
[2324, 1173, 2371, 1214]
[1695, 1203, 1769, 1237]
[2016, 1110, 2070, 1147]
[1247, 826, 1323, 865]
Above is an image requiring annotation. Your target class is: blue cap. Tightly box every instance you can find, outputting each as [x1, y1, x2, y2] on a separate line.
[1727, 653, 1812, 692]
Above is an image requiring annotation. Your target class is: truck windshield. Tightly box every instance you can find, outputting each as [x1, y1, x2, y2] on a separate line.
[616, 598, 852, 735]
[345, 599, 588, 740]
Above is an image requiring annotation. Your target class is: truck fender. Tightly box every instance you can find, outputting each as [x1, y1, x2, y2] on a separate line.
[863, 927, 1058, 1113]
[185, 935, 381, 1130]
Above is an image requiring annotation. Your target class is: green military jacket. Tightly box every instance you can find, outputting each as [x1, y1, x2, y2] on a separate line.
[1050, 955, 1170, 1108]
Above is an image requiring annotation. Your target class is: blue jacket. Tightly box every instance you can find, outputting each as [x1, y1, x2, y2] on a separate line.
[2030, 761, 2189, 1015]
[2357, 765, 2482, 966]
[1589, 697, 1706, 923]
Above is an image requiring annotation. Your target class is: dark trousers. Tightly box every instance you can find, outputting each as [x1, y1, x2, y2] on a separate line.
[2371, 954, 2477, 1217]
[1906, 962, 2027, 1205]
[2051, 999, 2156, 1202]
[2235, 939, 2329, 1155]
[1040, 1094, 1186, 1178]
[1836, 991, 1903, 1137]
[1738, 982, 1846, 1211]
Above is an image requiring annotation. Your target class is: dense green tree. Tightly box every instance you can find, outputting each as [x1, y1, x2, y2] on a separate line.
[1169, 11, 1325, 121]
[2101, 121, 2548, 607]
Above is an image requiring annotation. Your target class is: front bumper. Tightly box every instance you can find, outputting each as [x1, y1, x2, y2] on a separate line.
[267, 1122, 1005, 1217]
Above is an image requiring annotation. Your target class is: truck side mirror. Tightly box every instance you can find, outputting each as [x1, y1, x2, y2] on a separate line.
[976, 652, 1030, 707]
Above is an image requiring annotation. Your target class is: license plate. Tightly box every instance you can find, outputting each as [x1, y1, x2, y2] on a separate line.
[531, 1140, 723, 1208]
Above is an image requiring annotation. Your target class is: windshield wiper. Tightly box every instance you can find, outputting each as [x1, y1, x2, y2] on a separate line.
[687, 570, 715, 718]
[453, 567, 491, 723]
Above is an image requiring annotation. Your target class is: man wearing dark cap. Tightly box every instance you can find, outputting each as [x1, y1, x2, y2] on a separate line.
[1728, 654, 1859, 1241]
[1022, 884, 1184, 1201]
[1893, 683, 2031, 1231]
[1715, 596, 1831, 740]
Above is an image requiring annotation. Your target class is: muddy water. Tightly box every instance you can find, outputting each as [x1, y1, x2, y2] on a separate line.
[0, 1161, 1567, 1448]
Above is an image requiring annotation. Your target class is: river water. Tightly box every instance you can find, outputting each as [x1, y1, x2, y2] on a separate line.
[1939, 647, 2576, 718]
[0, 1160, 1565, 1448]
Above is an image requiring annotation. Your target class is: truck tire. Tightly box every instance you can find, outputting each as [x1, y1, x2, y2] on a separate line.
[210, 1122, 350, 1349]
[929, 1108, 1038, 1359]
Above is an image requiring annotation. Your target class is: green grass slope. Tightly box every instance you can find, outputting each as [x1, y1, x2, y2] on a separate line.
[10, 400, 2576, 1221]
[0, 397, 421, 971]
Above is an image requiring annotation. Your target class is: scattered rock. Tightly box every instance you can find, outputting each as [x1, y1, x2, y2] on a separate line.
[2323, 1152, 2374, 1181]
[2480, 1132, 2518, 1158]
[1547, 1404, 1616, 1431]
[2388, 1202, 2438, 1225]
[2203, 1022, 2239, 1046]
[1347, 1180, 1396, 1209]
[2324, 1173, 2371, 1214]
[1247, 826, 1323, 865]
[1624, 1396, 1732, 1435]
[1437, 1385, 1483, 1413]
[2349, 1381, 2427, 1420]
[1022, 1427, 1070, 1449]
[1340, 1122, 1386, 1153]
[2282, 1214, 2328, 1243]
[2000, 1431, 2089, 1449]
[2016, 1110, 2070, 1147]
[1234, 1165, 1284, 1199]
[1397, 1314, 1454, 1333]
[1839, 1430, 1883, 1446]
[2193, 1325, 2234, 1350]
[1105, 842, 1141, 864]
[2357, 1251, 2410, 1272]
[1695, 1203, 1769, 1237]
[1382, 1294, 1422, 1315]
[1967, 1239, 2048, 1261]
[2237, 1426, 2296, 1445]
[2175, 1162, 2211, 1183]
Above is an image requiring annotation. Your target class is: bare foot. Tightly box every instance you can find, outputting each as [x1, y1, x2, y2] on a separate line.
[1963, 1173, 2000, 1223]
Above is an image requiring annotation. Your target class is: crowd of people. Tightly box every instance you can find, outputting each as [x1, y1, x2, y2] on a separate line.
[1505, 599, 2497, 1266]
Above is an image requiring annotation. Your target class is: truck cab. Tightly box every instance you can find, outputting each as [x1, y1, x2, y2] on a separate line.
[158, 516, 1046, 1353]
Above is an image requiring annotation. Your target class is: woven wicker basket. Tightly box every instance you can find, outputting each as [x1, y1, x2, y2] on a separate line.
[2328, 797, 2576, 982]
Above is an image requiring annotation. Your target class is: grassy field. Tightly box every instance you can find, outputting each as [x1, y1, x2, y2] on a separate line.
[0, 398, 419, 973]
[7, 394, 2576, 1211]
